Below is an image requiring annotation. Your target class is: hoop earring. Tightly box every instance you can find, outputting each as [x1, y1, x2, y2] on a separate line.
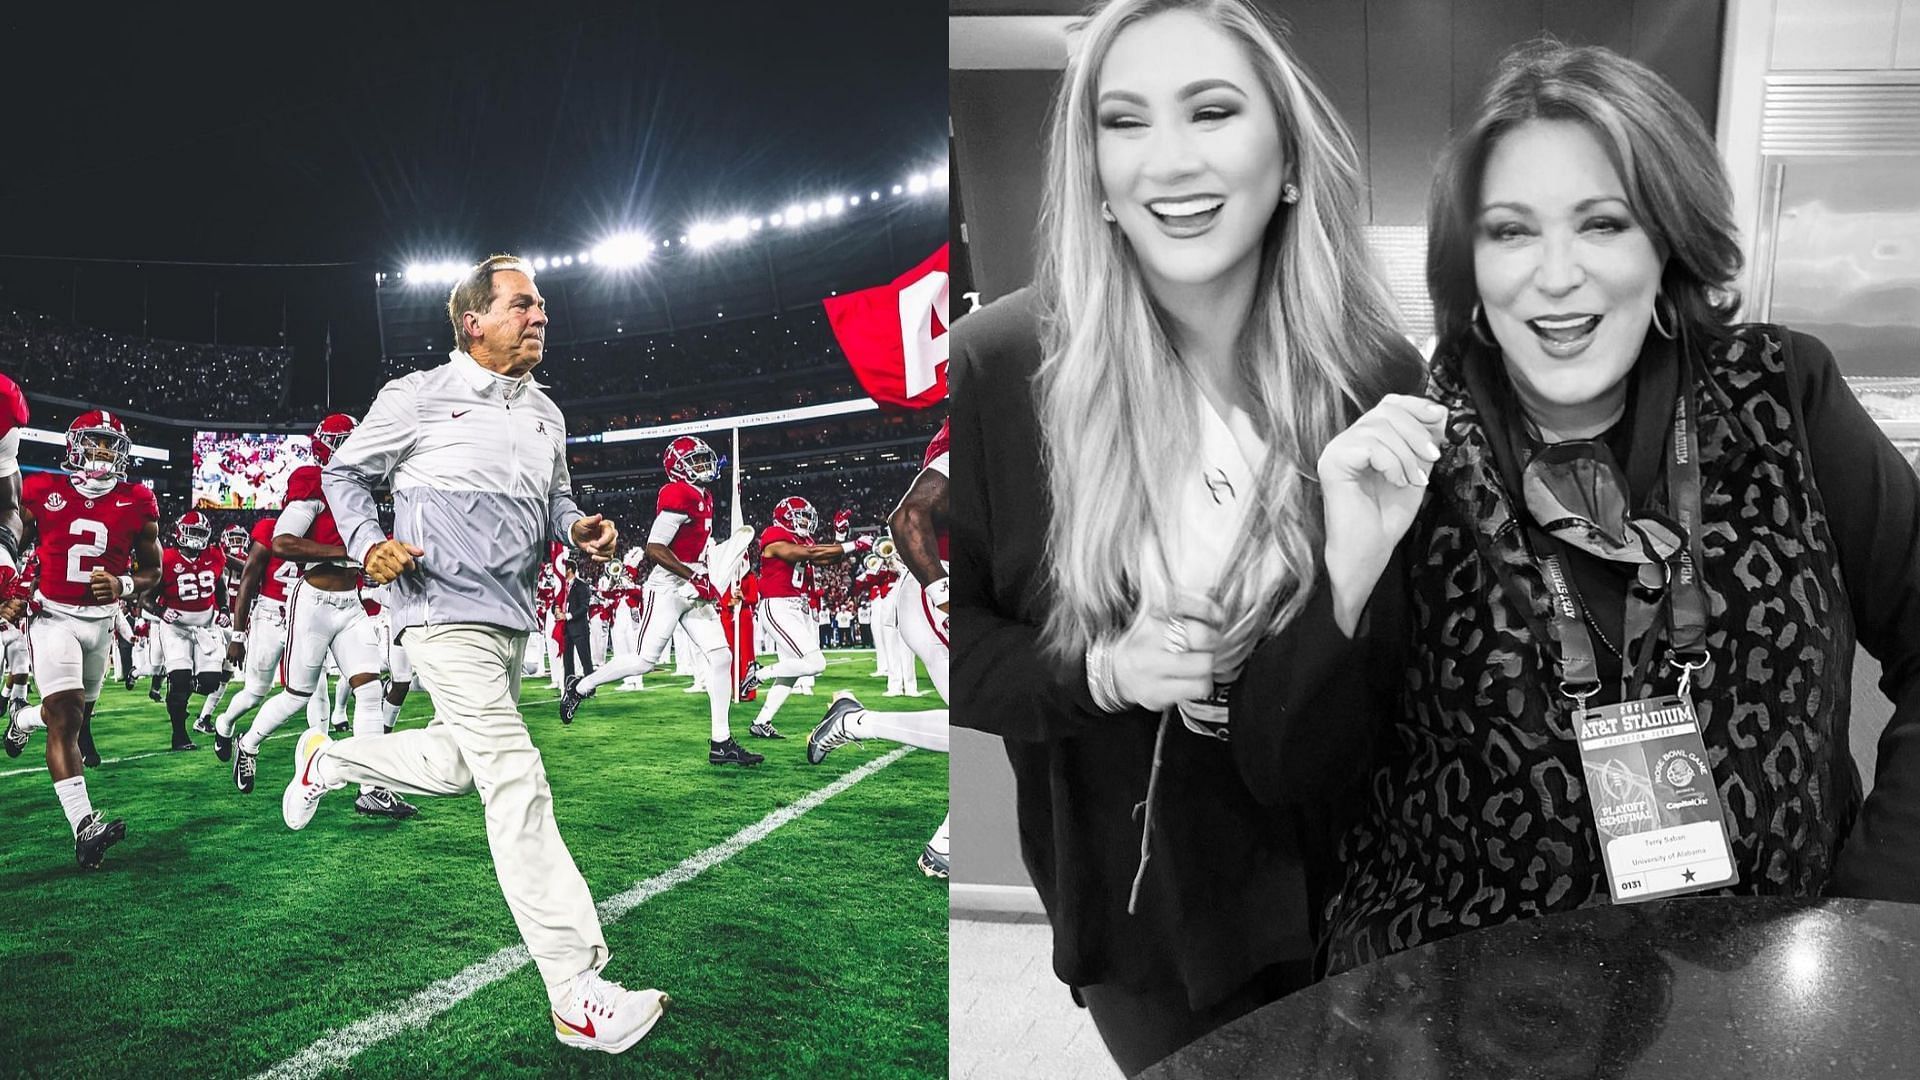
[1280, 183, 1300, 205]
[1100, 200, 1116, 224]
[1651, 292, 1676, 340]
[1469, 302, 1497, 348]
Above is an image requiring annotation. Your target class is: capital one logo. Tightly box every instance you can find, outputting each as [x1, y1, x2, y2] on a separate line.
[897, 269, 949, 400]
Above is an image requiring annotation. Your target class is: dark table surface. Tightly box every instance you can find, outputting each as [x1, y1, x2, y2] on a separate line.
[1139, 896, 1920, 1079]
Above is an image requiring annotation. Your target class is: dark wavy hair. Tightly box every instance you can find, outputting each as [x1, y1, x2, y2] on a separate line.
[1426, 40, 1743, 351]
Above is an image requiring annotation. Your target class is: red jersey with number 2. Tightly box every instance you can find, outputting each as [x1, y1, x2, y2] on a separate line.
[24, 473, 158, 608]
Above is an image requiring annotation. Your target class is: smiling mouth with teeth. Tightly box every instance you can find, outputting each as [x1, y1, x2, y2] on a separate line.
[1147, 196, 1225, 222]
[1527, 314, 1602, 344]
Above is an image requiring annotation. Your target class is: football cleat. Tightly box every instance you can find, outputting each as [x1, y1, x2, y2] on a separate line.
[748, 721, 783, 740]
[918, 843, 950, 880]
[193, 716, 216, 735]
[233, 743, 258, 793]
[552, 971, 670, 1054]
[214, 733, 233, 762]
[559, 676, 593, 725]
[283, 729, 344, 830]
[807, 693, 865, 765]
[330, 717, 350, 734]
[75, 811, 127, 870]
[81, 748, 101, 769]
[707, 738, 764, 767]
[738, 661, 761, 698]
[354, 787, 419, 820]
[148, 686, 163, 702]
[3, 715, 28, 758]
[170, 739, 198, 752]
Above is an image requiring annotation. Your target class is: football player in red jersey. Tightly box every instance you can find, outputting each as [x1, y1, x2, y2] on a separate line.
[744, 496, 870, 738]
[809, 418, 952, 878]
[231, 415, 416, 819]
[1, 410, 161, 869]
[212, 514, 326, 758]
[144, 511, 228, 751]
[559, 435, 760, 765]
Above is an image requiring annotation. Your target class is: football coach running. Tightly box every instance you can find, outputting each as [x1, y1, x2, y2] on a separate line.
[290, 253, 669, 1055]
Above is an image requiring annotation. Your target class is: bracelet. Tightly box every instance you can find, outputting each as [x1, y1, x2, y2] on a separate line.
[1084, 637, 1124, 713]
[922, 576, 950, 608]
[117, 574, 136, 598]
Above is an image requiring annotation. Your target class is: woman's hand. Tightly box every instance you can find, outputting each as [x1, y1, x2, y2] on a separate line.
[1318, 395, 1448, 635]
[1110, 593, 1225, 712]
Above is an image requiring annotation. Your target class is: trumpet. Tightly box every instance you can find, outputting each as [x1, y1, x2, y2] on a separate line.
[875, 536, 897, 559]
[862, 553, 885, 575]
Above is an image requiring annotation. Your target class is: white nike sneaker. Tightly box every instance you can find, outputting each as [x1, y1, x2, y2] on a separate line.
[552, 970, 670, 1054]
[282, 729, 345, 830]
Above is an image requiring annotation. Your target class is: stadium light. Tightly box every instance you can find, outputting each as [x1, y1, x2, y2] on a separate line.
[784, 203, 804, 226]
[591, 231, 652, 268]
[769, 214, 783, 227]
[532, 256, 548, 270]
[908, 174, 929, 194]
[826, 197, 844, 216]
[577, 250, 591, 263]
[849, 195, 861, 207]
[726, 216, 750, 240]
[933, 167, 950, 188]
[870, 190, 880, 200]
[891, 184, 903, 195]
[805, 201, 823, 220]
[750, 217, 764, 231]
[562, 255, 574, 266]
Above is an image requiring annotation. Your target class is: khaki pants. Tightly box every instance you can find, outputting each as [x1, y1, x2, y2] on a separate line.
[322, 623, 608, 1009]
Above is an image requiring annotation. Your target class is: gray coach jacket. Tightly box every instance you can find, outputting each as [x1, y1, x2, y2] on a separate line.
[323, 349, 585, 635]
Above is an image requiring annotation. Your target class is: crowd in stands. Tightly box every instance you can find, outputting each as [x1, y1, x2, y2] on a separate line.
[1, 307, 292, 421]
[567, 410, 943, 474]
[382, 309, 852, 403]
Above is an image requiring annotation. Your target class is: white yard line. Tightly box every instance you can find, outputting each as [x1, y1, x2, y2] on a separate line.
[252, 745, 913, 1080]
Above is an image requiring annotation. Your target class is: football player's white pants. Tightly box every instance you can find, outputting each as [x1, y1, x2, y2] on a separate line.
[238, 582, 385, 759]
[318, 624, 608, 1012]
[218, 598, 319, 736]
[2, 625, 31, 680]
[895, 570, 949, 704]
[579, 586, 733, 741]
[158, 618, 225, 675]
[752, 596, 828, 727]
[673, 624, 697, 676]
[842, 569, 950, 754]
[28, 607, 113, 701]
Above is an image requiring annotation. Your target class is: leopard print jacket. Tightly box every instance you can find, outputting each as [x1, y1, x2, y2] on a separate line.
[1323, 325, 1861, 973]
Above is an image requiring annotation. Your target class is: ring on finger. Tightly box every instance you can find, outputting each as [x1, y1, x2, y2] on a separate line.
[1163, 616, 1189, 654]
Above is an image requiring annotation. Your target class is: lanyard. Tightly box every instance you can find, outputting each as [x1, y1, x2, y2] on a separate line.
[1525, 373, 1710, 709]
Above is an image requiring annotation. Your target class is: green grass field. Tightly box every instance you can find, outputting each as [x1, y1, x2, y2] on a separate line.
[0, 650, 948, 1079]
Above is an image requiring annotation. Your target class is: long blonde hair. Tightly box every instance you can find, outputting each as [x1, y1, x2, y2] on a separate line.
[1036, 0, 1415, 663]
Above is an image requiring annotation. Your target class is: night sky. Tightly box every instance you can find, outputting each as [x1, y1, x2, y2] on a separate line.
[0, 2, 945, 406]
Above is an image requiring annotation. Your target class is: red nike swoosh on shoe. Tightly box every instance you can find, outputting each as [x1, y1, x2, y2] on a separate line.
[554, 1012, 596, 1038]
[301, 743, 322, 785]
[452, 410, 471, 418]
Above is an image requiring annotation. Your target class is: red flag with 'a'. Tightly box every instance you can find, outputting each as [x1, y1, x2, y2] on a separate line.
[823, 245, 948, 409]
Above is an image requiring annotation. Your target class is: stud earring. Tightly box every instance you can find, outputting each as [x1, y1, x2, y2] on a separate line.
[1100, 200, 1116, 223]
[1281, 183, 1300, 205]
